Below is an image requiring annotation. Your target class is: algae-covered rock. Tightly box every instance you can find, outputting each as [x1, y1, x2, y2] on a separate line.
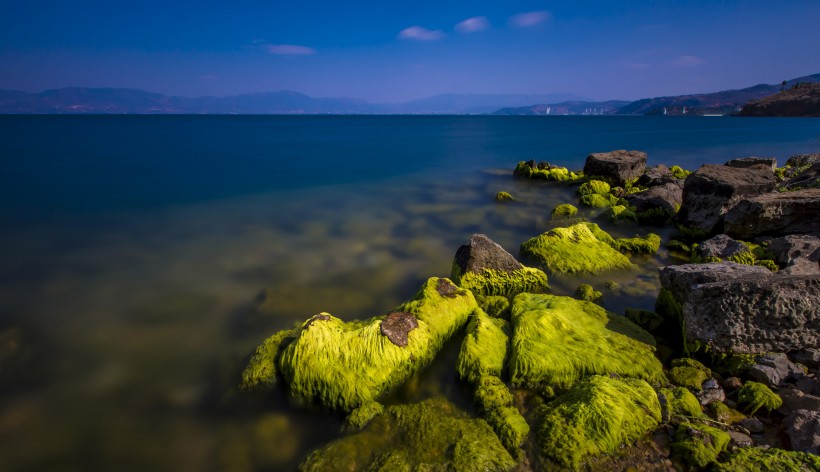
[344, 400, 384, 431]
[533, 375, 661, 470]
[508, 293, 665, 389]
[669, 358, 711, 391]
[457, 309, 508, 384]
[300, 397, 517, 472]
[452, 234, 549, 297]
[737, 381, 782, 415]
[495, 191, 515, 202]
[714, 446, 820, 472]
[658, 386, 703, 420]
[514, 161, 581, 181]
[578, 180, 612, 197]
[574, 284, 602, 302]
[672, 422, 730, 469]
[551, 203, 578, 219]
[520, 223, 634, 274]
[243, 277, 477, 411]
[476, 294, 510, 318]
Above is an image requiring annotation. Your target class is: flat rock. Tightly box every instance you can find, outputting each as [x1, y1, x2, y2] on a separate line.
[658, 261, 771, 305]
[696, 234, 750, 260]
[784, 409, 820, 454]
[724, 188, 820, 239]
[768, 234, 820, 275]
[725, 157, 777, 171]
[675, 164, 775, 235]
[625, 181, 683, 221]
[583, 150, 647, 186]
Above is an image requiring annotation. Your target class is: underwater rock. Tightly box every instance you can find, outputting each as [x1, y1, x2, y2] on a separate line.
[768, 234, 820, 275]
[675, 164, 775, 237]
[784, 409, 820, 454]
[724, 188, 820, 239]
[533, 375, 661, 470]
[583, 150, 647, 186]
[725, 157, 777, 171]
[379, 312, 418, 347]
[714, 447, 820, 472]
[520, 223, 635, 274]
[241, 277, 477, 411]
[300, 397, 517, 471]
[508, 293, 665, 390]
[625, 181, 683, 223]
[451, 234, 549, 297]
[672, 422, 731, 469]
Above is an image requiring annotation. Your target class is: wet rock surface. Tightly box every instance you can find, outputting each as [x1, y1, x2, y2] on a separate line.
[583, 149, 647, 186]
[380, 312, 419, 347]
[724, 188, 820, 239]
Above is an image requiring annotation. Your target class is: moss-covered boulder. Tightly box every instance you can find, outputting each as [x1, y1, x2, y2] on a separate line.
[658, 386, 704, 421]
[668, 358, 712, 391]
[672, 422, 730, 469]
[714, 446, 820, 471]
[520, 223, 634, 274]
[508, 293, 665, 389]
[574, 284, 602, 302]
[452, 234, 549, 297]
[737, 381, 782, 415]
[241, 277, 477, 411]
[514, 160, 581, 181]
[495, 191, 515, 202]
[300, 397, 517, 471]
[533, 375, 662, 470]
[551, 203, 578, 220]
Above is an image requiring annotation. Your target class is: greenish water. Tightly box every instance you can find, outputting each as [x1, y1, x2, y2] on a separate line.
[0, 116, 818, 470]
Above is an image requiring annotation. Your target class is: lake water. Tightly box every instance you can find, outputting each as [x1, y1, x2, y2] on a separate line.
[1, 115, 818, 471]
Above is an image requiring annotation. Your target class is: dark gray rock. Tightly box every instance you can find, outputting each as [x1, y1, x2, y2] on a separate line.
[697, 380, 726, 406]
[784, 409, 820, 454]
[768, 234, 820, 275]
[748, 353, 803, 387]
[790, 348, 820, 368]
[783, 162, 820, 191]
[454, 233, 522, 275]
[637, 164, 677, 188]
[696, 234, 751, 260]
[724, 189, 820, 239]
[786, 153, 820, 169]
[727, 431, 754, 449]
[658, 262, 771, 305]
[795, 377, 818, 395]
[778, 387, 820, 415]
[625, 181, 683, 222]
[380, 312, 418, 347]
[737, 417, 764, 434]
[725, 157, 777, 171]
[583, 150, 647, 186]
[675, 164, 776, 236]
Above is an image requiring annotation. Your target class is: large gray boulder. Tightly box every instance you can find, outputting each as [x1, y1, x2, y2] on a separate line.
[724, 188, 820, 239]
[675, 164, 775, 236]
[583, 150, 647, 186]
[659, 261, 771, 304]
[625, 181, 683, 222]
[695, 234, 750, 260]
[784, 409, 820, 454]
[768, 234, 820, 275]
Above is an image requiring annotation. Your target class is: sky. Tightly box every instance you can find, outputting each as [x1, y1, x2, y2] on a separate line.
[2, 0, 820, 102]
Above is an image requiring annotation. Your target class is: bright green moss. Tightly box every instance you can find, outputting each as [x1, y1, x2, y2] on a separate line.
[580, 193, 615, 208]
[241, 329, 297, 391]
[520, 223, 634, 274]
[666, 240, 693, 255]
[611, 233, 661, 254]
[670, 165, 692, 180]
[578, 180, 611, 196]
[609, 204, 638, 222]
[672, 422, 730, 469]
[533, 375, 662, 470]
[484, 404, 530, 456]
[451, 265, 550, 298]
[508, 293, 665, 389]
[300, 397, 517, 472]
[708, 401, 745, 424]
[457, 309, 509, 383]
[551, 203, 578, 219]
[258, 277, 478, 411]
[514, 161, 581, 181]
[495, 191, 515, 202]
[669, 358, 711, 391]
[755, 259, 779, 271]
[574, 284, 603, 302]
[476, 295, 510, 318]
[344, 400, 384, 431]
[714, 447, 820, 472]
[659, 386, 703, 419]
[737, 381, 782, 415]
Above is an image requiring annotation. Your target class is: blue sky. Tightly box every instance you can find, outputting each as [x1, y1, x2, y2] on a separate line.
[2, 1, 819, 102]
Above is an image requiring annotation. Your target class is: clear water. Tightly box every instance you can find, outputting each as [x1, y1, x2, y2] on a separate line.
[0, 115, 818, 471]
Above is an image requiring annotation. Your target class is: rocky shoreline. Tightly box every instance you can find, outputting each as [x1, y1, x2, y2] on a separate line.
[240, 150, 820, 471]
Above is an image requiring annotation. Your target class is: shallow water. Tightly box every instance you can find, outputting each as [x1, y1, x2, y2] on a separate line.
[0, 115, 818, 471]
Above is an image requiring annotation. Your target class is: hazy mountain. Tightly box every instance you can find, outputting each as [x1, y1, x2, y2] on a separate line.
[385, 93, 589, 114]
[493, 100, 630, 116]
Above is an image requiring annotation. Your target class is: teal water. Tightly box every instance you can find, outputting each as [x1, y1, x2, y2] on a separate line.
[0, 116, 818, 470]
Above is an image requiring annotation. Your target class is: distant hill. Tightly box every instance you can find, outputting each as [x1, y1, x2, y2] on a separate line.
[387, 93, 588, 114]
[493, 100, 630, 116]
[737, 82, 820, 117]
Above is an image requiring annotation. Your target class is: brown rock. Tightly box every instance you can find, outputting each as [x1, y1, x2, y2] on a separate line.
[379, 312, 419, 347]
[724, 188, 820, 239]
[583, 150, 647, 186]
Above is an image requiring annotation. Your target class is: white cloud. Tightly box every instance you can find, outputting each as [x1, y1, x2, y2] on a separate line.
[398, 26, 444, 41]
[670, 55, 706, 67]
[509, 11, 552, 28]
[455, 16, 490, 33]
[266, 44, 316, 56]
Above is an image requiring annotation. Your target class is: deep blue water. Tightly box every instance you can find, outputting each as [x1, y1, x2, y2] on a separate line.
[0, 115, 818, 471]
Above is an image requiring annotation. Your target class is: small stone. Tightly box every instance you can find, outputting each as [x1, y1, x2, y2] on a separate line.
[724, 377, 743, 390]
[727, 430, 755, 449]
[702, 378, 720, 390]
[737, 417, 764, 434]
[436, 279, 461, 298]
[379, 312, 419, 347]
[698, 384, 726, 406]
[778, 387, 820, 415]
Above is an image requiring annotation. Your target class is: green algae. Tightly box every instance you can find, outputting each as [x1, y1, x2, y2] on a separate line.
[714, 447, 820, 472]
[551, 203, 579, 219]
[737, 381, 782, 415]
[610, 233, 661, 254]
[514, 161, 581, 181]
[474, 375, 529, 455]
[658, 386, 703, 419]
[670, 165, 692, 180]
[672, 422, 730, 469]
[476, 294, 510, 318]
[241, 329, 297, 391]
[508, 293, 665, 390]
[520, 223, 635, 274]
[533, 375, 662, 471]
[300, 397, 517, 472]
[495, 191, 515, 202]
[669, 358, 712, 391]
[456, 309, 509, 384]
[609, 204, 638, 222]
[574, 284, 602, 302]
[344, 400, 384, 431]
[578, 180, 611, 197]
[451, 265, 550, 298]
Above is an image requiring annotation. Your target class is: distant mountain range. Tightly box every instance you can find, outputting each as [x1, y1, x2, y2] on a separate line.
[493, 73, 820, 116]
[1, 73, 819, 115]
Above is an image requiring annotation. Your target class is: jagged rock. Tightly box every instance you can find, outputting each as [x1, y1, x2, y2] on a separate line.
[737, 417, 764, 434]
[696, 234, 750, 260]
[675, 164, 775, 236]
[725, 157, 777, 171]
[778, 387, 820, 415]
[451, 234, 549, 297]
[768, 234, 820, 275]
[786, 153, 820, 168]
[625, 181, 683, 222]
[724, 188, 820, 239]
[658, 261, 771, 305]
[697, 379, 726, 406]
[748, 353, 803, 387]
[783, 162, 820, 190]
[636, 164, 677, 187]
[455, 234, 523, 274]
[784, 409, 820, 454]
[790, 348, 820, 368]
[583, 150, 647, 186]
[727, 431, 754, 448]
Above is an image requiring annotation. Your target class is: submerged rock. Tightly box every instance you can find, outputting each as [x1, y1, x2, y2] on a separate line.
[514, 160, 581, 181]
[724, 188, 820, 239]
[300, 397, 517, 471]
[550, 203, 578, 220]
[508, 293, 665, 389]
[583, 150, 647, 186]
[451, 234, 549, 297]
[533, 375, 661, 470]
[495, 191, 515, 202]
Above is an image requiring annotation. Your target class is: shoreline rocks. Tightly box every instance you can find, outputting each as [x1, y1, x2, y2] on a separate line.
[724, 188, 820, 239]
[583, 150, 647, 186]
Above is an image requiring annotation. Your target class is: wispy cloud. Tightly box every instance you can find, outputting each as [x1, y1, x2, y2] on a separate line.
[266, 44, 316, 56]
[398, 26, 444, 41]
[670, 55, 706, 67]
[455, 16, 490, 33]
[509, 11, 552, 28]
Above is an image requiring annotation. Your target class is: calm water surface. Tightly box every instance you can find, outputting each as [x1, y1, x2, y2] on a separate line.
[0, 115, 818, 470]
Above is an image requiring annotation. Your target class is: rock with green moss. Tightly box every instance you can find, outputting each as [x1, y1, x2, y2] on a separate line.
[241, 329, 297, 391]
[243, 277, 477, 411]
[581, 193, 618, 208]
[533, 375, 661, 470]
[670, 165, 691, 180]
[550, 203, 578, 219]
[520, 223, 635, 274]
[508, 293, 665, 389]
[457, 309, 508, 384]
[474, 375, 530, 456]
[669, 358, 712, 391]
[579, 180, 612, 197]
[574, 284, 602, 302]
[344, 400, 384, 431]
[610, 233, 662, 254]
[476, 294, 510, 318]
[714, 446, 820, 471]
[452, 234, 549, 297]
[737, 381, 782, 415]
[708, 401, 745, 424]
[608, 204, 638, 222]
[300, 397, 517, 471]
[672, 422, 731, 469]
[514, 160, 581, 181]
[495, 191, 515, 202]
[658, 386, 704, 421]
